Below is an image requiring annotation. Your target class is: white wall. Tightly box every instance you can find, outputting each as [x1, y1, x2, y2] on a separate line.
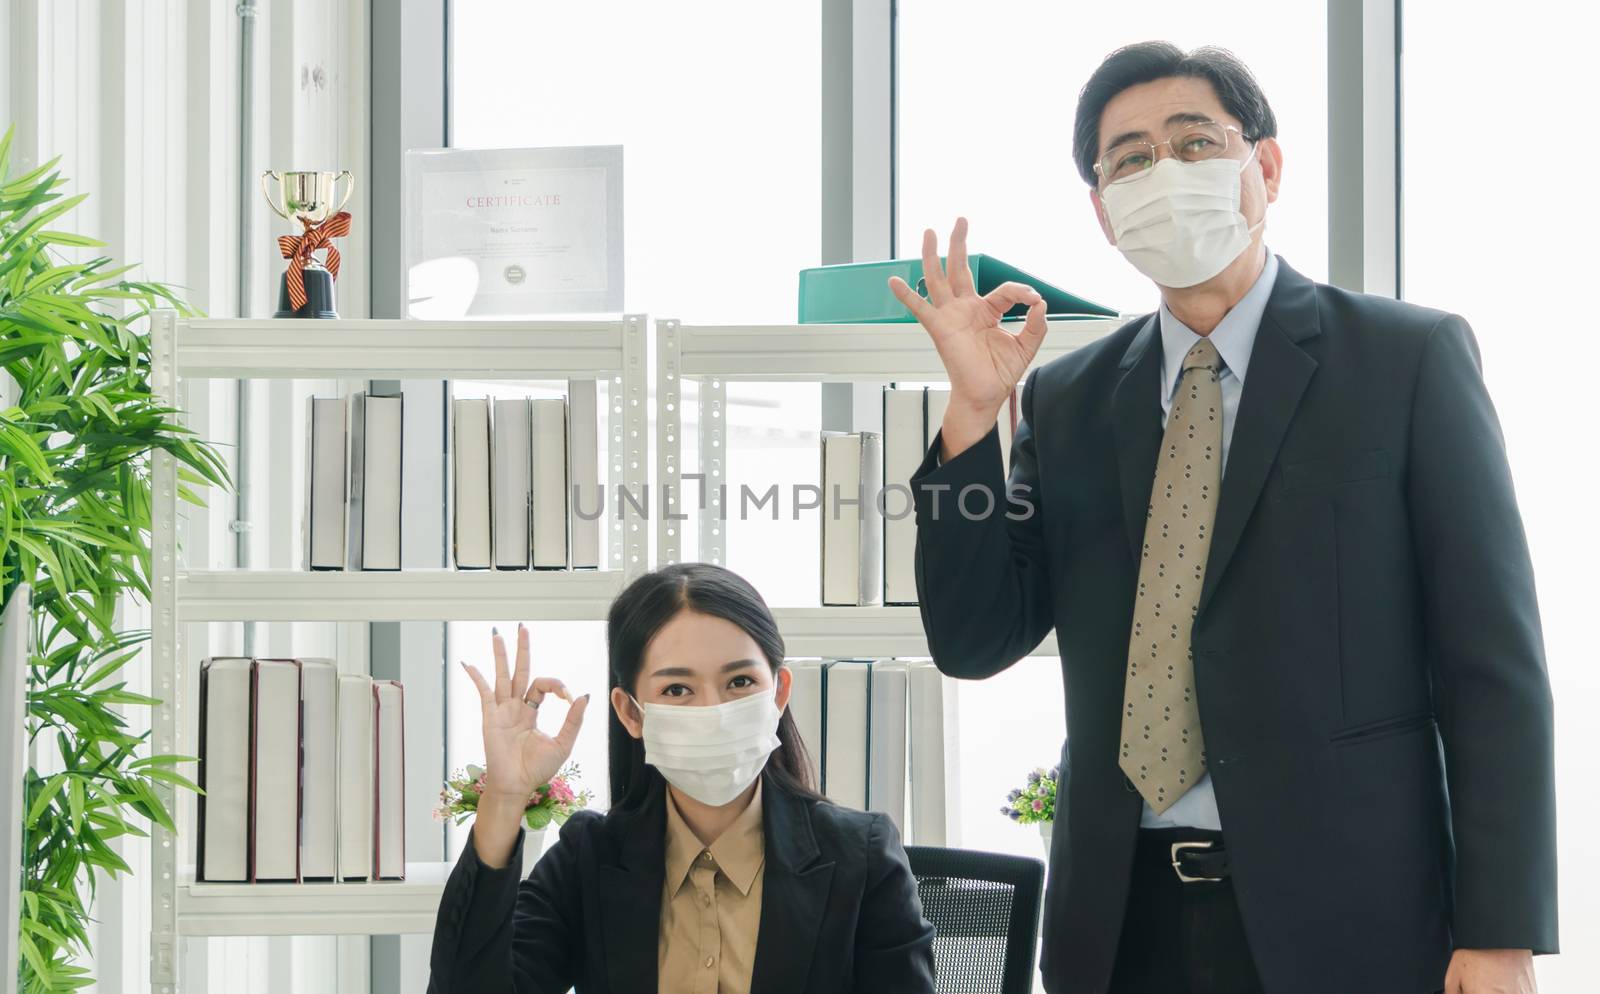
[6, 1, 369, 991]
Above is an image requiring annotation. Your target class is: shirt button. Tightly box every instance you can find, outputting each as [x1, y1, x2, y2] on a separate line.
[701, 893, 711, 907]
[704, 955, 715, 969]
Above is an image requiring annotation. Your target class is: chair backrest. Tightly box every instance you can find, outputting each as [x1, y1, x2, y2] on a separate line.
[1, 585, 31, 994]
[906, 845, 1046, 994]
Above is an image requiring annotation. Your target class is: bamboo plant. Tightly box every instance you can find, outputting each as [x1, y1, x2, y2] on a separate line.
[0, 127, 229, 992]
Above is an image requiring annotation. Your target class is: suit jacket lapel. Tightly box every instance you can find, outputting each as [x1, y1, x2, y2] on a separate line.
[1112, 314, 1166, 567]
[597, 778, 667, 994]
[1194, 260, 1322, 620]
[750, 777, 835, 994]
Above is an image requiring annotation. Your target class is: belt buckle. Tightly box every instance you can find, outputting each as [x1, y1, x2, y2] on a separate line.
[1170, 840, 1220, 883]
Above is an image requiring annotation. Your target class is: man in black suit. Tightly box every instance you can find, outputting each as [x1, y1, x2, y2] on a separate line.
[893, 42, 1556, 994]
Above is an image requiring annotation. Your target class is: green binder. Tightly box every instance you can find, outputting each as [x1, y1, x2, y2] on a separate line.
[798, 254, 1118, 324]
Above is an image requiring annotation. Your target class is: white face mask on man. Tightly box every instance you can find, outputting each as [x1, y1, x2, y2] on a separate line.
[1099, 142, 1264, 289]
[629, 688, 782, 807]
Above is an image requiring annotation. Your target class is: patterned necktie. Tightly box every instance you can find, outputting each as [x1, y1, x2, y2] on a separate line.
[1119, 337, 1223, 814]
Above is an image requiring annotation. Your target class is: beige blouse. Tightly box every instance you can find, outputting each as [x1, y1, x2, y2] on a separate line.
[658, 781, 767, 994]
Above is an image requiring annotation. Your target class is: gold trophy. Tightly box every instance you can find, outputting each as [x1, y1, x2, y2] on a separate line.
[263, 169, 355, 318]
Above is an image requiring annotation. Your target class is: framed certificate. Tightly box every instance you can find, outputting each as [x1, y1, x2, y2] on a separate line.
[404, 145, 624, 317]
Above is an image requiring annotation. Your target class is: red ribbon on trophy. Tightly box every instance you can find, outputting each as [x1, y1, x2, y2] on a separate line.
[277, 211, 352, 313]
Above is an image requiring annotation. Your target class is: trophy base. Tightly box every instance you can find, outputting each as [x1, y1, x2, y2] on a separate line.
[274, 267, 339, 319]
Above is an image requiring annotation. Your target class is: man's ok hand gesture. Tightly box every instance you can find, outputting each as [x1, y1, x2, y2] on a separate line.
[888, 217, 1049, 460]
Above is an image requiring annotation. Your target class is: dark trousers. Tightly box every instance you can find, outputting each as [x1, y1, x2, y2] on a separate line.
[1107, 828, 1266, 994]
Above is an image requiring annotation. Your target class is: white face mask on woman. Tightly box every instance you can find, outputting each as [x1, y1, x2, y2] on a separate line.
[1099, 143, 1264, 289]
[629, 689, 782, 807]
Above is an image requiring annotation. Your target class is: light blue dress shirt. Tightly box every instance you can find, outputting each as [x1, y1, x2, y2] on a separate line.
[1140, 249, 1279, 830]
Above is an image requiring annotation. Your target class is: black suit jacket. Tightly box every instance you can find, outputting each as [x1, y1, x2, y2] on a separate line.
[910, 258, 1558, 994]
[426, 770, 936, 994]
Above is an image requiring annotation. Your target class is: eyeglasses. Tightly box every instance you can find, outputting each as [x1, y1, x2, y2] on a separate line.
[1095, 121, 1250, 186]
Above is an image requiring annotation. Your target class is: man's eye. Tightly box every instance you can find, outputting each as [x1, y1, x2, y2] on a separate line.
[1180, 137, 1214, 154]
[1117, 152, 1151, 172]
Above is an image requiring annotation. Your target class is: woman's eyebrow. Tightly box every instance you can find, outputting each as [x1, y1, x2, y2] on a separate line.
[647, 658, 761, 679]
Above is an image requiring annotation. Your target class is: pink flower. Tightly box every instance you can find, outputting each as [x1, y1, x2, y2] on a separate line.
[431, 806, 450, 822]
[472, 772, 489, 795]
[1032, 798, 1044, 812]
[547, 777, 576, 804]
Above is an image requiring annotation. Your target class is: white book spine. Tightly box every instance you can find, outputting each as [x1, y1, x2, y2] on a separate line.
[492, 398, 532, 570]
[908, 662, 963, 846]
[856, 432, 884, 606]
[251, 659, 302, 882]
[304, 397, 347, 570]
[923, 388, 951, 457]
[452, 399, 493, 569]
[198, 658, 253, 882]
[374, 681, 407, 880]
[785, 660, 825, 789]
[531, 398, 569, 569]
[867, 661, 909, 834]
[298, 658, 340, 880]
[362, 394, 404, 570]
[821, 434, 863, 606]
[822, 660, 871, 809]
[568, 380, 602, 569]
[337, 674, 376, 880]
[883, 389, 925, 605]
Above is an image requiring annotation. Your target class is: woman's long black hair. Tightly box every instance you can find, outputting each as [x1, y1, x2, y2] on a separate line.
[606, 562, 824, 808]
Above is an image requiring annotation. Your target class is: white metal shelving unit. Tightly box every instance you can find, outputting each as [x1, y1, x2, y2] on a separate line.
[654, 317, 1128, 661]
[147, 313, 649, 990]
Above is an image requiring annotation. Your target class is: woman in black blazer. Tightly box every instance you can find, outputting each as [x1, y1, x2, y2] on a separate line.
[427, 563, 936, 994]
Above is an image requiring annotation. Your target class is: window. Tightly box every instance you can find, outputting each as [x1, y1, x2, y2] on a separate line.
[898, 1, 1329, 314]
[1403, 3, 1598, 986]
[448, 0, 821, 845]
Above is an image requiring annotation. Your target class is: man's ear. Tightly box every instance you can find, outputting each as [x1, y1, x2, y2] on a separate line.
[1256, 136, 1284, 204]
[774, 665, 794, 713]
[1091, 187, 1116, 246]
[611, 686, 644, 739]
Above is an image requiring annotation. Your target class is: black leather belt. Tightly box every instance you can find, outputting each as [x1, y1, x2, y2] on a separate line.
[1169, 839, 1231, 883]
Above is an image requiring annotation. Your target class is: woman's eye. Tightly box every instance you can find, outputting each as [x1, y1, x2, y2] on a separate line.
[662, 684, 690, 698]
[728, 675, 756, 690]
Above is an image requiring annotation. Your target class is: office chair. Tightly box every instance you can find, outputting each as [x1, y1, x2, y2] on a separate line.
[906, 845, 1046, 994]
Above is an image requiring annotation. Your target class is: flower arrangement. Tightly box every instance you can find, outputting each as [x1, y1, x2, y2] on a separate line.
[1000, 764, 1059, 825]
[434, 762, 593, 831]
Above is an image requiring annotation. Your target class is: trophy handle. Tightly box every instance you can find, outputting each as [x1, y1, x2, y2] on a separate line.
[261, 171, 291, 220]
[333, 170, 356, 213]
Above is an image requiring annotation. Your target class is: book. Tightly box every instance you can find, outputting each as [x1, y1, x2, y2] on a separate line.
[998, 386, 1019, 478]
[531, 398, 569, 569]
[303, 397, 347, 570]
[373, 680, 407, 880]
[492, 398, 532, 570]
[924, 388, 951, 456]
[336, 673, 376, 881]
[452, 398, 493, 570]
[568, 380, 602, 569]
[198, 657, 253, 882]
[298, 658, 339, 880]
[347, 393, 404, 571]
[867, 661, 909, 833]
[798, 253, 1117, 324]
[820, 432, 884, 606]
[882, 387, 925, 605]
[785, 659, 825, 789]
[908, 662, 963, 846]
[821, 659, 872, 809]
[251, 659, 303, 882]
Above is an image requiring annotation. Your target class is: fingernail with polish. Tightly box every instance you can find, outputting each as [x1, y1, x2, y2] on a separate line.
[491, 626, 499, 636]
